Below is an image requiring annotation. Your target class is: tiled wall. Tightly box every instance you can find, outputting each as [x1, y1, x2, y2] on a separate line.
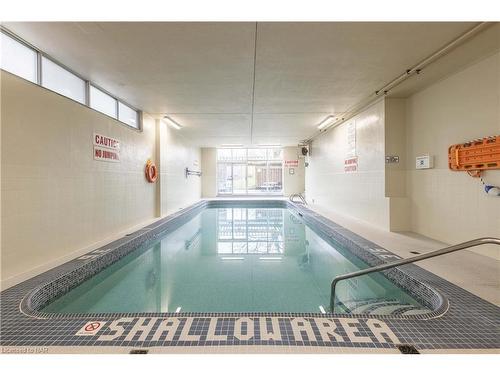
[201, 148, 217, 198]
[306, 100, 390, 230]
[405, 52, 500, 259]
[158, 120, 202, 215]
[1, 72, 201, 286]
[283, 146, 305, 196]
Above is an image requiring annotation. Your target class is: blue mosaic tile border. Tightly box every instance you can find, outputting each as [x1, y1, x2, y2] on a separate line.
[1, 199, 499, 350]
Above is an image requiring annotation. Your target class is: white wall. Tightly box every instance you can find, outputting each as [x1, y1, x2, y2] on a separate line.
[1, 71, 201, 286]
[385, 98, 411, 231]
[201, 148, 217, 198]
[283, 146, 305, 196]
[158, 120, 201, 215]
[306, 100, 391, 230]
[405, 52, 500, 259]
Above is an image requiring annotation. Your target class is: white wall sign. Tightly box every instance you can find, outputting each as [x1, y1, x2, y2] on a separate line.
[346, 121, 356, 158]
[93, 133, 120, 163]
[416, 155, 433, 169]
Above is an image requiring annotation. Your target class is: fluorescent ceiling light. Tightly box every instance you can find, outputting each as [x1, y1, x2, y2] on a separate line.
[220, 144, 243, 148]
[259, 256, 282, 261]
[317, 116, 336, 130]
[163, 116, 182, 130]
[257, 144, 281, 147]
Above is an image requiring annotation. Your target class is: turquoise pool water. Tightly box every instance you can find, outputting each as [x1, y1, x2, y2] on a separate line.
[43, 207, 430, 314]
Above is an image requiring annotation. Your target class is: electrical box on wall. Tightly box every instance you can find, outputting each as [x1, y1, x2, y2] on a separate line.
[298, 143, 310, 158]
[416, 155, 434, 169]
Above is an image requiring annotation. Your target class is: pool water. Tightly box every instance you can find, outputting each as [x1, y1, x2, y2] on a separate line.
[43, 207, 430, 315]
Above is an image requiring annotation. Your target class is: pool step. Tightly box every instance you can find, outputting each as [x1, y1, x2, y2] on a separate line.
[340, 298, 431, 316]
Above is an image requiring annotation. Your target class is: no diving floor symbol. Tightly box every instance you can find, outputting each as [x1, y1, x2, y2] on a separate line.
[75, 321, 106, 336]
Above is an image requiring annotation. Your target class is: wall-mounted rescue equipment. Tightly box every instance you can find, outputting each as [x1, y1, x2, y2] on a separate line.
[145, 159, 158, 183]
[448, 135, 499, 178]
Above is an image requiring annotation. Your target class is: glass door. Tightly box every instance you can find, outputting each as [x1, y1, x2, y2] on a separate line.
[217, 163, 233, 195]
[216, 148, 283, 196]
[266, 161, 283, 193]
[247, 161, 266, 194]
[232, 164, 247, 195]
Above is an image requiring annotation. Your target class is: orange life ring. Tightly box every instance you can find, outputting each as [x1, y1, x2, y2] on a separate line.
[145, 160, 158, 183]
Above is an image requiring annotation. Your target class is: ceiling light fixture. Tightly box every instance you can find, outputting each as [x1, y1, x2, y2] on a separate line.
[317, 115, 336, 130]
[220, 144, 244, 148]
[257, 144, 281, 148]
[163, 116, 182, 130]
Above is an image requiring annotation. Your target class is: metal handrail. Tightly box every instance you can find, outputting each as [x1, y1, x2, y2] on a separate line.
[290, 193, 307, 205]
[185, 167, 202, 178]
[330, 237, 500, 312]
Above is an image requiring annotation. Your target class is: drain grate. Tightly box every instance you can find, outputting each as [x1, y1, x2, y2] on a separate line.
[130, 349, 148, 354]
[397, 344, 420, 354]
[409, 251, 421, 254]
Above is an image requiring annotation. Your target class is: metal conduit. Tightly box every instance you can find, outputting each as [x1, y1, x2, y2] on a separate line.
[305, 22, 491, 143]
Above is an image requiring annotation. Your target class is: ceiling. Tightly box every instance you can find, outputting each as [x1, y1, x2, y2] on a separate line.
[3, 22, 499, 147]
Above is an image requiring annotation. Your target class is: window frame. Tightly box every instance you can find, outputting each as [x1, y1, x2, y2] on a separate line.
[0, 27, 143, 132]
[0, 30, 38, 83]
[40, 55, 87, 104]
[216, 148, 284, 196]
[89, 84, 118, 119]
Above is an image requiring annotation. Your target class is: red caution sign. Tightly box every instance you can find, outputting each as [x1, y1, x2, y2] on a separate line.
[344, 156, 358, 173]
[93, 133, 121, 163]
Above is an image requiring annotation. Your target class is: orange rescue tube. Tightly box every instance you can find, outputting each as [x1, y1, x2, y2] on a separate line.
[145, 160, 158, 183]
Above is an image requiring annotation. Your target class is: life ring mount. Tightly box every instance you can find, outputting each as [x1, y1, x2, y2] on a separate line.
[145, 159, 158, 183]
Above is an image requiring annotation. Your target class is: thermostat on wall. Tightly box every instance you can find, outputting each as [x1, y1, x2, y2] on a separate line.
[416, 155, 434, 169]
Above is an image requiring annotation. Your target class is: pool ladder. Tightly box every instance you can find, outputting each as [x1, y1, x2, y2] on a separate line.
[330, 237, 500, 312]
[289, 193, 307, 205]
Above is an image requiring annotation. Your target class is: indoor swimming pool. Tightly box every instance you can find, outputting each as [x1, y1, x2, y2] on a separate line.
[42, 204, 430, 315]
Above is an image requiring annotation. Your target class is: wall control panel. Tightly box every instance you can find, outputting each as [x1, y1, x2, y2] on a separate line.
[416, 155, 433, 169]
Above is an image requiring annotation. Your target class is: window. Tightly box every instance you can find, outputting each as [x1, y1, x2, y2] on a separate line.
[216, 208, 284, 254]
[41, 56, 86, 103]
[0, 32, 37, 83]
[118, 102, 138, 128]
[90, 85, 117, 118]
[2, 29, 141, 130]
[216, 148, 284, 195]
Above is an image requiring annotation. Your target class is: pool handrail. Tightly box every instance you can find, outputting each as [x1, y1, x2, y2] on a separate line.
[330, 237, 500, 312]
[290, 193, 307, 205]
